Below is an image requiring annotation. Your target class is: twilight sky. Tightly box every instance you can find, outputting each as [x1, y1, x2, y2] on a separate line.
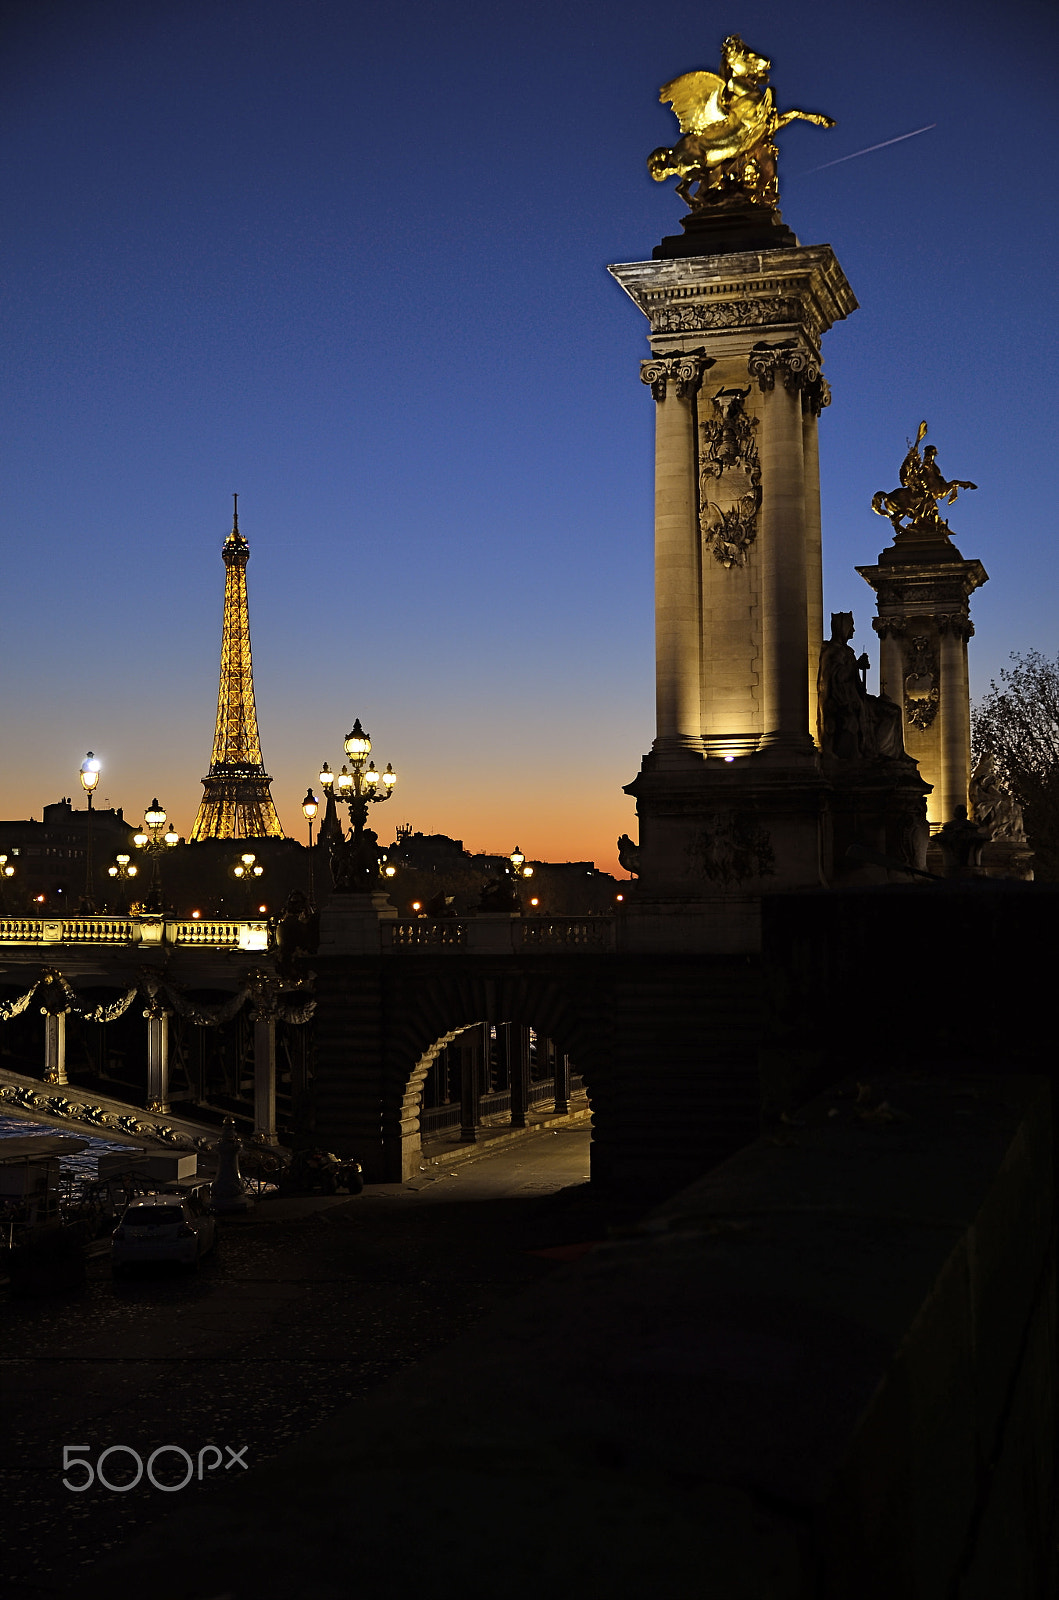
[2, 0, 1056, 872]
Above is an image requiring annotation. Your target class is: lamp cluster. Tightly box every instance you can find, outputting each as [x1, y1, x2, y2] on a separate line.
[315, 718, 398, 892]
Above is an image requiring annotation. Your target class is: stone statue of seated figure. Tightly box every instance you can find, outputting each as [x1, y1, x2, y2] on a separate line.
[818, 612, 904, 762]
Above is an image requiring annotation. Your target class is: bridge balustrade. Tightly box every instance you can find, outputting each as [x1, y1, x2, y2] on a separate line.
[383, 917, 615, 953]
[0, 916, 258, 949]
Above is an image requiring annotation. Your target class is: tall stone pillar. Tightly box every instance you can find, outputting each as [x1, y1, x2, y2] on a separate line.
[459, 1033, 479, 1144]
[253, 1016, 278, 1145]
[44, 1011, 67, 1085]
[554, 1049, 571, 1116]
[802, 399, 827, 744]
[858, 542, 987, 831]
[610, 242, 856, 950]
[146, 1009, 170, 1114]
[509, 1025, 530, 1129]
[641, 352, 711, 751]
[749, 348, 815, 759]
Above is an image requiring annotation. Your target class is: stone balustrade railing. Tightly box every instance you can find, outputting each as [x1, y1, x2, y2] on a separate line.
[382, 917, 615, 953]
[0, 912, 615, 955]
[0, 916, 266, 950]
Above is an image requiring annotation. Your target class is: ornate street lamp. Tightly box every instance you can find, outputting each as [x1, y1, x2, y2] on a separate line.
[319, 718, 397, 890]
[78, 751, 101, 911]
[107, 852, 138, 911]
[509, 846, 533, 881]
[301, 788, 319, 905]
[232, 850, 264, 915]
[0, 854, 15, 914]
[133, 798, 179, 911]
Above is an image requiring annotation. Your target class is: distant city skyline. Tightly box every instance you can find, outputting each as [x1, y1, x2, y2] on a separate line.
[2, 0, 1055, 870]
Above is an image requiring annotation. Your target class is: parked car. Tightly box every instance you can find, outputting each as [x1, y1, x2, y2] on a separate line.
[111, 1192, 216, 1273]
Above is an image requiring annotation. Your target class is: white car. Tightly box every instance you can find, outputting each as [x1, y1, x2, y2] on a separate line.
[112, 1192, 216, 1272]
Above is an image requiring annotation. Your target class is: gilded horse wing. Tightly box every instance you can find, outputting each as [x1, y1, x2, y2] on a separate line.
[659, 70, 773, 166]
[659, 71, 726, 134]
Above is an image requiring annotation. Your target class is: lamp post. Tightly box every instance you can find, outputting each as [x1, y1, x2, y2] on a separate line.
[78, 751, 101, 911]
[106, 852, 138, 911]
[319, 717, 397, 890]
[509, 846, 534, 882]
[232, 850, 264, 915]
[133, 798, 179, 911]
[301, 788, 319, 905]
[0, 854, 14, 913]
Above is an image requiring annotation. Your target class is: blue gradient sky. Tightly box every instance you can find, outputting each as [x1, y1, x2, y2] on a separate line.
[2, 0, 1056, 871]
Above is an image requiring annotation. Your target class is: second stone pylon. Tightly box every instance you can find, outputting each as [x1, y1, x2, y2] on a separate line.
[609, 238, 857, 951]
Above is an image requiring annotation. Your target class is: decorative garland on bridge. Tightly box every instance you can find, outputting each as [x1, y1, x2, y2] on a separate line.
[0, 968, 315, 1028]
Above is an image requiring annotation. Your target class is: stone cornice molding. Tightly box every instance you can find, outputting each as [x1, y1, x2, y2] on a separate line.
[640, 350, 713, 401]
[857, 557, 989, 598]
[609, 245, 858, 352]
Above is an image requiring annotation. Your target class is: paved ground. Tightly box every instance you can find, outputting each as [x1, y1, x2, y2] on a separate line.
[0, 1125, 630, 1597]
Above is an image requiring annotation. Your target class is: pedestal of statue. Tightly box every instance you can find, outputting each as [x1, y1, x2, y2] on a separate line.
[317, 892, 397, 955]
[609, 234, 857, 951]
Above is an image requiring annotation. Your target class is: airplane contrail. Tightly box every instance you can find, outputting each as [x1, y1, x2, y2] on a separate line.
[798, 124, 936, 176]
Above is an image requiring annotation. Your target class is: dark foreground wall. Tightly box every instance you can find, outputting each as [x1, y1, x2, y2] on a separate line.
[91, 1071, 1054, 1600]
[760, 882, 1059, 1123]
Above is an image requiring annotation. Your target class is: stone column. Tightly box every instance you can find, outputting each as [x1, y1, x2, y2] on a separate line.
[874, 618, 907, 711]
[253, 1016, 278, 1145]
[641, 352, 711, 751]
[509, 1024, 530, 1129]
[749, 347, 814, 757]
[146, 1009, 170, 1114]
[554, 1048, 571, 1116]
[938, 616, 973, 826]
[44, 1011, 67, 1085]
[459, 1035, 479, 1144]
[802, 379, 829, 743]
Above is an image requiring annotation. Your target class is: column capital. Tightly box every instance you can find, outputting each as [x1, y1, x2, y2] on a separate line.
[937, 613, 974, 641]
[872, 615, 909, 639]
[640, 349, 713, 402]
[804, 374, 831, 417]
[748, 344, 821, 397]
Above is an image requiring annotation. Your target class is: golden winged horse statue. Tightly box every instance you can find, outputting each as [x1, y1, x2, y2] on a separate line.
[648, 36, 834, 209]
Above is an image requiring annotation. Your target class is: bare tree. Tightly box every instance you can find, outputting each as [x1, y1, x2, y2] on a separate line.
[973, 649, 1059, 880]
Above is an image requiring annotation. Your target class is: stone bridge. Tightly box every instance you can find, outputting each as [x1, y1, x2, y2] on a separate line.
[0, 909, 764, 1194]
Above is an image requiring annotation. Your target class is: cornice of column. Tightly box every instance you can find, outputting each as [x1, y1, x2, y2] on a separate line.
[609, 245, 857, 354]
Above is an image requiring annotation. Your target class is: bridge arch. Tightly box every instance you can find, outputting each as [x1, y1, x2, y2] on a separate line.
[312, 956, 613, 1182]
[386, 967, 606, 1180]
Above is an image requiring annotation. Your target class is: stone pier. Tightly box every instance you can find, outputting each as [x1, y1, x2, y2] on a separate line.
[610, 239, 857, 949]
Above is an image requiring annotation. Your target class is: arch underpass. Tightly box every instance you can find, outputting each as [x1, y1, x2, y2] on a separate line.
[312, 949, 763, 1191]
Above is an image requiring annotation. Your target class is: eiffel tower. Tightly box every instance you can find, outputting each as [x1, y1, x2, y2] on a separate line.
[190, 497, 285, 841]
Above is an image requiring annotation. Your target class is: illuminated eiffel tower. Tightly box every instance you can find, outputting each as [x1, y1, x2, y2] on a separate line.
[190, 497, 284, 841]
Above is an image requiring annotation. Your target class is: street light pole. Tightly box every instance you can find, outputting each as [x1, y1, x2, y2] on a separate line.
[301, 788, 319, 906]
[318, 718, 397, 891]
[78, 752, 101, 911]
[106, 853, 138, 912]
[133, 799, 179, 911]
[232, 851, 264, 916]
[0, 854, 15, 914]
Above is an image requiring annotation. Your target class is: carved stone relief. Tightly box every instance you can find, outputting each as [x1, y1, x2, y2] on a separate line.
[692, 810, 775, 888]
[903, 635, 940, 730]
[649, 296, 804, 334]
[698, 386, 762, 568]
